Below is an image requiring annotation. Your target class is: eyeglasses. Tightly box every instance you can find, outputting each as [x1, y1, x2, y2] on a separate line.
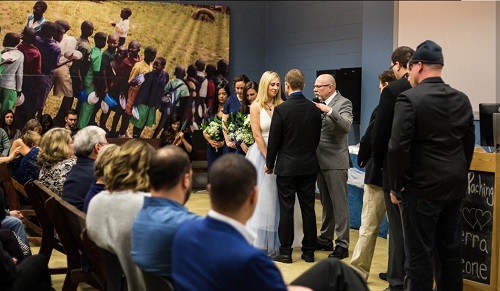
[389, 63, 396, 70]
[408, 61, 420, 71]
[313, 84, 330, 89]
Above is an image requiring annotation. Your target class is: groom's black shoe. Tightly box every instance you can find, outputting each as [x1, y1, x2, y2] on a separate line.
[315, 236, 334, 251]
[272, 253, 292, 264]
[301, 253, 315, 263]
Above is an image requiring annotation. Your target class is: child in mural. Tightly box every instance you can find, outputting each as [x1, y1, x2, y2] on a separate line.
[0, 33, 24, 113]
[25, 0, 48, 36]
[77, 32, 106, 129]
[121, 45, 156, 137]
[110, 8, 132, 47]
[111, 40, 141, 138]
[130, 57, 168, 138]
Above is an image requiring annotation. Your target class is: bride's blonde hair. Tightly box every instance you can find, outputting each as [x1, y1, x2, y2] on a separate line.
[255, 71, 282, 109]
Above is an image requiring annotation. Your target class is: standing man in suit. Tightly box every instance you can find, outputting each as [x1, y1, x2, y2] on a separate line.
[371, 45, 414, 291]
[313, 74, 353, 259]
[265, 69, 322, 263]
[388, 40, 475, 291]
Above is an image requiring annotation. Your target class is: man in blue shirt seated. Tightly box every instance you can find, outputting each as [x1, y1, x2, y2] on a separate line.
[172, 154, 368, 291]
[131, 145, 200, 281]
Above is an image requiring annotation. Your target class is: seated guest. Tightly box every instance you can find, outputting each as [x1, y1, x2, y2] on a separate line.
[131, 146, 200, 280]
[62, 125, 107, 211]
[9, 119, 42, 178]
[0, 127, 11, 157]
[37, 128, 76, 196]
[172, 154, 369, 291]
[38, 114, 53, 136]
[82, 144, 119, 213]
[64, 109, 79, 137]
[0, 188, 29, 248]
[0, 110, 21, 144]
[13, 130, 41, 186]
[86, 139, 155, 291]
[159, 114, 192, 158]
[0, 240, 52, 291]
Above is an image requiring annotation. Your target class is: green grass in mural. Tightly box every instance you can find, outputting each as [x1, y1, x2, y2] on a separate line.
[0, 1, 230, 137]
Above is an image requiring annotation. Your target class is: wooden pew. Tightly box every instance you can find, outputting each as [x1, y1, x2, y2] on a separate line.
[24, 180, 66, 274]
[41, 181, 104, 291]
[0, 162, 42, 244]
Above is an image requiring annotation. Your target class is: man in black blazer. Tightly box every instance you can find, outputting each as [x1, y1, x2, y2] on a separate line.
[265, 69, 322, 263]
[388, 40, 475, 291]
[371, 45, 414, 291]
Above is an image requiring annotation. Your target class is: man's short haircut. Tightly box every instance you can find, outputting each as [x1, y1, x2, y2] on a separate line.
[209, 154, 257, 213]
[122, 8, 132, 17]
[378, 70, 396, 84]
[148, 146, 191, 191]
[391, 46, 415, 68]
[21, 27, 36, 44]
[72, 125, 107, 157]
[3, 33, 20, 48]
[285, 69, 305, 90]
[233, 74, 249, 85]
[39, 21, 57, 38]
[155, 57, 166, 67]
[66, 109, 78, 117]
[36, 1, 48, 11]
[195, 58, 205, 71]
[54, 20, 71, 32]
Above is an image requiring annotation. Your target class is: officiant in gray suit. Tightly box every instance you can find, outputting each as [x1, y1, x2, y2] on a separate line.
[313, 74, 353, 260]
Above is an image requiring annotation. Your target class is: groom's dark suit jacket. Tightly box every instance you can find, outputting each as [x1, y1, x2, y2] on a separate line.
[266, 92, 322, 176]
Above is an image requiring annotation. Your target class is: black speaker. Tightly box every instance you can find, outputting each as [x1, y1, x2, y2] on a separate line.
[317, 67, 362, 124]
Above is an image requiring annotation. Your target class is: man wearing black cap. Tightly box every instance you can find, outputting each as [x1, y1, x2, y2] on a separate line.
[388, 40, 475, 290]
[371, 45, 414, 291]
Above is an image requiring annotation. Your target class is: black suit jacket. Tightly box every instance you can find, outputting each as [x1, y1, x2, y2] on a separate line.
[358, 106, 383, 187]
[388, 77, 475, 200]
[371, 75, 412, 169]
[266, 93, 322, 176]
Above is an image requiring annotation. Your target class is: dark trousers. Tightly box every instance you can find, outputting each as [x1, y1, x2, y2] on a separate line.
[291, 258, 369, 291]
[11, 254, 52, 291]
[53, 96, 75, 127]
[276, 174, 317, 255]
[383, 160, 405, 290]
[153, 110, 170, 139]
[400, 192, 463, 291]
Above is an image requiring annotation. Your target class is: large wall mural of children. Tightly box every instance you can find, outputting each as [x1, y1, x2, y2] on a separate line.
[0, 1, 230, 138]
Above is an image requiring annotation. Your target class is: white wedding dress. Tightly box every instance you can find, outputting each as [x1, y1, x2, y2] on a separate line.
[246, 107, 304, 256]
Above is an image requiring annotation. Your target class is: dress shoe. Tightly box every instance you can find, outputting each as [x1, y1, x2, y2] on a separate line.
[315, 237, 333, 251]
[328, 245, 349, 259]
[301, 253, 314, 263]
[379, 272, 387, 281]
[272, 253, 292, 264]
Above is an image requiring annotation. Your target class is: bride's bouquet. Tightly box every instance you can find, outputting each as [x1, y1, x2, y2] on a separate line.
[224, 112, 254, 145]
[201, 116, 223, 145]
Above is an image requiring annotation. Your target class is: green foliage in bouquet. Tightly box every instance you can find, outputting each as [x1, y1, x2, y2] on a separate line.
[201, 115, 223, 142]
[223, 112, 254, 145]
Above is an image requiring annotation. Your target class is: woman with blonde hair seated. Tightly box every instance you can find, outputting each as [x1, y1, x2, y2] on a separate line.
[86, 139, 155, 291]
[37, 128, 76, 196]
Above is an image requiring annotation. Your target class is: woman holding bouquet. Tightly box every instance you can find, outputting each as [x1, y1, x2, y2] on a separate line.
[203, 83, 229, 172]
[238, 81, 259, 154]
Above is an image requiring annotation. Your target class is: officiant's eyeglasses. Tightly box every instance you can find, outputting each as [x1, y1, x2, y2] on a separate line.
[313, 84, 330, 89]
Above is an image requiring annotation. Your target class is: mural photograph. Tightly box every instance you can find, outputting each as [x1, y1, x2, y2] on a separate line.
[0, 0, 230, 138]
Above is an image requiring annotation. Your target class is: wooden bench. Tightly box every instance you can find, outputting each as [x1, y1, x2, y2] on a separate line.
[0, 162, 42, 244]
[24, 180, 66, 274]
[40, 181, 104, 291]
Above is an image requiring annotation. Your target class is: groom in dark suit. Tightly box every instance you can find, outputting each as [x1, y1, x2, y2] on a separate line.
[265, 69, 322, 263]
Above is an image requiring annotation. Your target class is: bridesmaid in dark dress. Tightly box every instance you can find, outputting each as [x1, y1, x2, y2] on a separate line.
[203, 83, 229, 173]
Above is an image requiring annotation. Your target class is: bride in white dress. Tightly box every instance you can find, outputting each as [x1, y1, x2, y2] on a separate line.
[245, 71, 303, 256]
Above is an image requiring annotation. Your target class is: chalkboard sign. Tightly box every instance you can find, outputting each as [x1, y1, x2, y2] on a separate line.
[462, 170, 495, 284]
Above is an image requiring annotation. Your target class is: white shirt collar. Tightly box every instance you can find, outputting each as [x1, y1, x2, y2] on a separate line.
[208, 209, 256, 244]
[323, 90, 338, 105]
